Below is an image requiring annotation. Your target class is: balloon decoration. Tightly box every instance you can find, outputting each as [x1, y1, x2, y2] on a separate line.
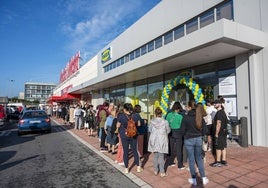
[160, 76, 206, 116]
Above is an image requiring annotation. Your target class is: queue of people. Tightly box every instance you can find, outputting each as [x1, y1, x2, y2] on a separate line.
[49, 96, 229, 186]
[148, 96, 228, 186]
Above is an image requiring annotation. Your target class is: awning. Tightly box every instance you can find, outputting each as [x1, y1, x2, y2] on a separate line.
[48, 94, 81, 103]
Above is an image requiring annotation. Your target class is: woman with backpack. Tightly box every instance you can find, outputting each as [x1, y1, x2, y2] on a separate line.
[116, 103, 143, 174]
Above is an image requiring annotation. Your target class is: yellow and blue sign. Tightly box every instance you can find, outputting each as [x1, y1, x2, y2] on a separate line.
[101, 47, 112, 63]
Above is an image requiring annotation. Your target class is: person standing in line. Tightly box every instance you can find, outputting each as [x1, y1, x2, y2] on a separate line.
[74, 104, 84, 130]
[57, 104, 62, 119]
[87, 105, 96, 136]
[134, 104, 146, 159]
[53, 105, 57, 117]
[165, 101, 185, 170]
[205, 99, 217, 151]
[114, 106, 124, 166]
[84, 104, 90, 132]
[69, 105, 75, 126]
[116, 103, 143, 174]
[148, 107, 171, 177]
[98, 102, 109, 152]
[105, 108, 118, 154]
[211, 99, 229, 167]
[181, 102, 209, 186]
[61, 104, 68, 124]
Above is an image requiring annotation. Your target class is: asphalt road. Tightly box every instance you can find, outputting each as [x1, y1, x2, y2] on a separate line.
[0, 120, 139, 188]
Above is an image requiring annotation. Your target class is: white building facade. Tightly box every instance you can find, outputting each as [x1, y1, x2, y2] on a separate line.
[54, 0, 268, 147]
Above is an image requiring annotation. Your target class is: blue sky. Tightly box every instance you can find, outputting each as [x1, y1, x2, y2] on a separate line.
[0, 0, 160, 98]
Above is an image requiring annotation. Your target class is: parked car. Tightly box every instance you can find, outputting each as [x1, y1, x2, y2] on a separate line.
[6, 106, 22, 120]
[0, 105, 6, 125]
[17, 110, 51, 135]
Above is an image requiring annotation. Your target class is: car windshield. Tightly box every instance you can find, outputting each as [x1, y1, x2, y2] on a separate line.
[23, 111, 47, 118]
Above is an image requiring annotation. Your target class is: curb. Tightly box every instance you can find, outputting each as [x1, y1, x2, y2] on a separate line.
[52, 119, 152, 188]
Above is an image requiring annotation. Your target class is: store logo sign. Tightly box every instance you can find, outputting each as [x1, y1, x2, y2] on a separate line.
[101, 47, 112, 63]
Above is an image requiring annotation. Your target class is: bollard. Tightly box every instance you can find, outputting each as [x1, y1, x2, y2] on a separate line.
[239, 117, 248, 147]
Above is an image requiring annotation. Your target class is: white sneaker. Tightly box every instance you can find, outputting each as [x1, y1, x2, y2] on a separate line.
[202, 177, 209, 185]
[188, 178, 197, 186]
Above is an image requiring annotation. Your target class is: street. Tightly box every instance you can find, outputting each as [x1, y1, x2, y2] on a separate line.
[0, 120, 138, 188]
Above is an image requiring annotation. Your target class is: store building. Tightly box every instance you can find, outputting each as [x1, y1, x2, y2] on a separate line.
[25, 82, 56, 103]
[53, 0, 268, 147]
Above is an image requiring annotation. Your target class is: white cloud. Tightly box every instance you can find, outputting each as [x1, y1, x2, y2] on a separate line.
[59, 0, 146, 60]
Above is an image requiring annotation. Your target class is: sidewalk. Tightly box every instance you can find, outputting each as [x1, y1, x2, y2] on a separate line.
[53, 118, 268, 188]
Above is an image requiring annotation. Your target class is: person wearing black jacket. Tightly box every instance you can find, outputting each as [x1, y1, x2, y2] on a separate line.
[181, 102, 209, 186]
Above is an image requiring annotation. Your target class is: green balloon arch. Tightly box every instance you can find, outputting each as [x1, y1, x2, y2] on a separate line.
[159, 76, 206, 116]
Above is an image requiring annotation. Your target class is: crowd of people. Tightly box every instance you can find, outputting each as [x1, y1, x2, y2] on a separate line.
[47, 95, 229, 186]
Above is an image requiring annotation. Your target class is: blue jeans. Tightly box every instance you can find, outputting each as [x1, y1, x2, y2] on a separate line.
[184, 136, 206, 178]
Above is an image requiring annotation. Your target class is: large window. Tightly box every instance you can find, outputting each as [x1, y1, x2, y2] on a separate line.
[135, 48, 141, 58]
[148, 41, 154, 52]
[148, 80, 163, 120]
[164, 31, 173, 45]
[141, 45, 147, 56]
[155, 36, 162, 49]
[186, 18, 198, 34]
[174, 25, 184, 40]
[135, 80, 148, 119]
[125, 83, 135, 104]
[130, 51, 135, 61]
[125, 54, 129, 63]
[200, 9, 214, 28]
[217, 1, 233, 20]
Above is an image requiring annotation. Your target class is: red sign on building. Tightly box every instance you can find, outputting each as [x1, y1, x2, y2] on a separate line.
[59, 51, 80, 83]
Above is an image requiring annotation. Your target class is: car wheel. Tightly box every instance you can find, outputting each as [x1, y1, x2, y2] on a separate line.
[47, 129, 52, 133]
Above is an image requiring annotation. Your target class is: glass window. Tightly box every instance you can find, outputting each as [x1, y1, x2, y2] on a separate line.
[141, 45, 147, 55]
[217, 1, 233, 20]
[125, 83, 135, 104]
[164, 31, 173, 45]
[135, 48, 140, 58]
[125, 54, 129, 63]
[112, 62, 116, 69]
[148, 80, 163, 121]
[136, 81, 148, 119]
[130, 51, 135, 61]
[155, 36, 162, 49]
[174, 25, 184, 40]
[200, 9, 214, 28]
[186, 18, 198, 34]
[148, 41, 154, 52]
[120, 57, 125, 66]
[116, 60, 120, 67]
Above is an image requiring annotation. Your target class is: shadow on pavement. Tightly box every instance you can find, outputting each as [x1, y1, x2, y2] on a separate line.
[0, 154, 39, 171]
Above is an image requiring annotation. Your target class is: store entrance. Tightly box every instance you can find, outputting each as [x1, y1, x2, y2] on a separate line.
[169, 82, 215, 110]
